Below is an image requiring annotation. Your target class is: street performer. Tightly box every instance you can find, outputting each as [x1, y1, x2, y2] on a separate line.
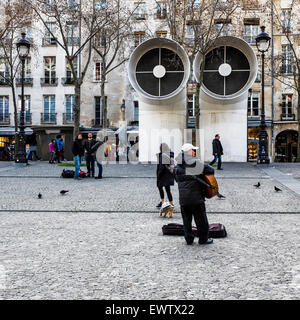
[174, 143, 213, 246]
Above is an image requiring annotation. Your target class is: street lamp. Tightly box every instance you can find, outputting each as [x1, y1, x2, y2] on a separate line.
[15, 32, 31, 165]
[256, 26, 271, 164]
[120, 99, 126, 121]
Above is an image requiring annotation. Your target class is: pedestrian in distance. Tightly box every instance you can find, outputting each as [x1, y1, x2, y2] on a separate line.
[84, 133, 97, 177]
[49, 139, 56, 164]
[72, 133, 84, 180]
[55, 135, 64, 163]
[209, 134, 223, 170]
[156, 143, 175, 209]
[174, 143, 213, 246]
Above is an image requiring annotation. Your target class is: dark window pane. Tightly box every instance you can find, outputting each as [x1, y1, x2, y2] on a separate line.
[204, 47, 224, 70]
[161, 48, 184, 71]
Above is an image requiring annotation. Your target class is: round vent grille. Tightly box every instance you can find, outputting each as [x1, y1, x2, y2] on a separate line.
[193, 36, 257, 100]
[135, 48, 184, 97]
[203, 46, 250, 96]
[128, 38, 190, 101]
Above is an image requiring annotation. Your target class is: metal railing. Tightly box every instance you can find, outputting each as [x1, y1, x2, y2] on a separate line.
[0, 113, 10, 124]
[41, 113, 57, 124]
[63, 113, 74, 124]
[40, 78, 58, 86]
[281, 113, 295, 121]
[16, 78, 33, 86]
[18, 113, 32, 124]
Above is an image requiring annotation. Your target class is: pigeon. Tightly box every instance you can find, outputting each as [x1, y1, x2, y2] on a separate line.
[60, 190, 69, 195]
[253, 182, 260, 188]
[38, 193, 42, 199]
[274, 186, 282, 192]
[217, 193, 226, 199]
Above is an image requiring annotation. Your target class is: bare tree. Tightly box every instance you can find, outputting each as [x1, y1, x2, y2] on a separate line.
[26, 0, 109, 137]
[267, 0, 300, 161]
[160, 0, 242, 132]
[92, 0, 138, 129]
[0, 1, 33, 152]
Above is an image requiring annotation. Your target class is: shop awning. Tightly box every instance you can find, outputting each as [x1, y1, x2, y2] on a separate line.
[0, 127, 33, 136]
[248, 120, 272, 127]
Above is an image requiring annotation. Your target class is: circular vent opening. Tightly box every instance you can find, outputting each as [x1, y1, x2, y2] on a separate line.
[135, 48, 185, 97]
[203, 46, 250, 96]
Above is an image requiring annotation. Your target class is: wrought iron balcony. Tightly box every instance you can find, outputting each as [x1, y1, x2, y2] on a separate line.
[63, 113, 74, 124]
[41, 113, 57, 124]
[18, 113, 32, 124]
[281, 113, 295, 121]
[67, 37, 80, 45]
[40, 78, 58, 86]
[0, 113, 11, 125]
[42, 37, 57, 46]
[62, 77, 75, 85]
[0, 77, 10, 86]
[16, 77, 33, 86]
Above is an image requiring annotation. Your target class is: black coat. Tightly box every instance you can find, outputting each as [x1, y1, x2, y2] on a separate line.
[84, 139, 97, 155]
[156, 152, 175, 188]
[72, 138, 84, 157]
[174, 152, 206, 206]
[212, 139, 223, 155]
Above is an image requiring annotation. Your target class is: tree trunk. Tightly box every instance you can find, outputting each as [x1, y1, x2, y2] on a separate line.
[73, 84, 81, 139]
[11, 82, 19, 159]
[101, 69, 107, 129]
[297, 87, 300, 162]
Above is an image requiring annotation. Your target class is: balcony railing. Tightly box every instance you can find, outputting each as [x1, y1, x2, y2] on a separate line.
[41, 113, 57, 124]
[134, 13, 146, 20]
[42, 37, 57, 46]
[18, 113, 32, 124]
[16, 77, 33, 86]
[40, 78, 58, 86]
[0, 77, 10, 86]
[0, 113, 10, 125]
[92, 118, 105, 127]
[63, 113, 74, 124]
[281, 113, 295, 121]
[62, 77, 75, 85]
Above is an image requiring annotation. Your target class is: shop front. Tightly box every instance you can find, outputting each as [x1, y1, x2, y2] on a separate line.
[275, 130, 298, 162]
[0, 127, 33, 161]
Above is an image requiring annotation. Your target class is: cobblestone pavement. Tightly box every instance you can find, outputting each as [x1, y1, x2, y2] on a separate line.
[0, 161, 299, 300]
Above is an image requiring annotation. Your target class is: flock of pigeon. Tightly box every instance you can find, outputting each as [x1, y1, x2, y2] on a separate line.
[253, 182, 282, 192]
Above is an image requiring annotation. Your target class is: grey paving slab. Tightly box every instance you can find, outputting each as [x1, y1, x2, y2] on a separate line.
[0, 211, 299, 300]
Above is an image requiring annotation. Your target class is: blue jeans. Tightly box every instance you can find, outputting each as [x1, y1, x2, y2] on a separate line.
[97, 162, 103, 178]
[74, 156, 82, 178]
[209, 154, 222, 169]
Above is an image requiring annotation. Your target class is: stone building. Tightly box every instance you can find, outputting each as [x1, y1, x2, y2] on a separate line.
[0, 0, 298, 162]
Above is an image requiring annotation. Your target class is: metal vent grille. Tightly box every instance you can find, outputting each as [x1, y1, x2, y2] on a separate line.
[135, 48, 184, 97]
[203, 46, 250, 96]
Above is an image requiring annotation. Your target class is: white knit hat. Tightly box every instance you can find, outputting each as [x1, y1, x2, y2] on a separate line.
[181, 143, 199, 152]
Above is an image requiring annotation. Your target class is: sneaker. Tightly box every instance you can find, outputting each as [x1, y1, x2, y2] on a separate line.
[95, 176, 102, 179]
[217, 168, 223, 170]
[156, 202, 162, 208]
[199, 238, 213, 245]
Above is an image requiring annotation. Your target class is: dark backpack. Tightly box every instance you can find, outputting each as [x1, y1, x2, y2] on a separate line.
[61, 169, 75, 178]
[162, 223, 227, 238]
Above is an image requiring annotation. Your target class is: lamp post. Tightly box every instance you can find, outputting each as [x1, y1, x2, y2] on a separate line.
[120, 99, 126, 122]
[15, 32, 31, 165]
[256, 26, 271, 164]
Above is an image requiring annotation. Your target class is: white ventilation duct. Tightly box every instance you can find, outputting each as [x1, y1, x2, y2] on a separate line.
[128, 38, 190, 162]
[193, 36, 258, 162]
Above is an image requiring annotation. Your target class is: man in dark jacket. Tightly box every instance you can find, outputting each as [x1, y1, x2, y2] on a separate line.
[175, 143, 213, 246]
[72, 133, 84, 180]
[209, 134, 223, 170]
[84, 133, 97, 177]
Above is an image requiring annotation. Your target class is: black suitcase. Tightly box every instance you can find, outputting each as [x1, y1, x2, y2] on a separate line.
[61, 169, 75, 178]
[162, 223, 227, 238]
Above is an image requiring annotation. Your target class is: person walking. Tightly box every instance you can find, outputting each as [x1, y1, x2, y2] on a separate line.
[91, 136, 108, 179]
[156, 143, 175, 209]
[72, 133, 84, 180]
[49, 139, 56, 164]
[209, 134, 223, 170]
[84, 133, 97, 177]
[174, 143, 213, 246]
[27, 133, 40, 161]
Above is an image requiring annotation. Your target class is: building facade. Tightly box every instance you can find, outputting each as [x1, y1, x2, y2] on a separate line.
[0, 0, 298, 162]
